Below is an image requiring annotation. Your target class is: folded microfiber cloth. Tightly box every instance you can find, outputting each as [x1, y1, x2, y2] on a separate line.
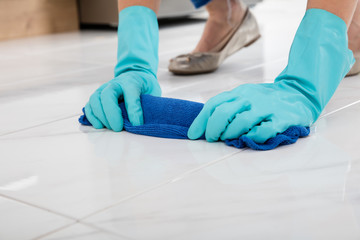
[79, 95, 310, 150]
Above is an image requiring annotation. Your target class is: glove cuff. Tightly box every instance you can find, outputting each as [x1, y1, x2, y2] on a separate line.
[275, 8, 355, 120]
[114, 6, 159, 78]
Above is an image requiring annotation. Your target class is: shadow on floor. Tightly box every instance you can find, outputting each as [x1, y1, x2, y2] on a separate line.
[158, 17, 206, 29]
[80, 16, 206, 31]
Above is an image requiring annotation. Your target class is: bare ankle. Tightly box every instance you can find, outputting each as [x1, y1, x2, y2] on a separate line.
[192, 0, 248, 53]
[207, 0, 247, 27]
[349, 21, 360, 52]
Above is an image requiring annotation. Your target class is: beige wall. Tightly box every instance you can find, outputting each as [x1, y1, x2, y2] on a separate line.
[0, 0, 79, 41]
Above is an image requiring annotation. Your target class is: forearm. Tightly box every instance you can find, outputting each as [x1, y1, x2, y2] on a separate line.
[307, 0, 358, 26]
[115, 1, 161, 78]
[85, 4, 162, 131]
[118, 0, 161, 13]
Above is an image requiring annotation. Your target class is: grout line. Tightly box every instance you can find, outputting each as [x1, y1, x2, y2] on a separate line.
[0, 114, 79, 138]
[0, 147, 244, 239]
[0, 193, 78, 221]
[79, 149, 244, 221]
[230, 57, 286, 74]
[167, 149, 245, 183]
[33, 221, 135, 240]
[319, 99, 360, 120]
[0, 193, 133, 239]
[32, 222, 78, 240]
[0, 130, 101, 140]
[23, 37, 117, 57]
[79, 222, 137, 240]
[47, 56, 116, 66]
[0, 194, 127, 240]
[0, 65, 110, 89]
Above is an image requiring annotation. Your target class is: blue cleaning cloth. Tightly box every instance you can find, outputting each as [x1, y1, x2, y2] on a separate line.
[79, 95, 310, 150]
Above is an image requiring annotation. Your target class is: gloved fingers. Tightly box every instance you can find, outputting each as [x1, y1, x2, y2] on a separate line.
[187, 92, 235, 140]
[243, 120, 279, 144]
[122, 84, 144, 126]
[220, 110, 268, 141]
[84, 102, 104, 129]
[89, 90, 112, 130]
[100, 82, 124, 132]
[205, 100, 251, 142]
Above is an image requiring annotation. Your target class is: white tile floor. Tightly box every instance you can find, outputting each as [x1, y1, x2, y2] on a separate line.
[1, 0, 360, 239]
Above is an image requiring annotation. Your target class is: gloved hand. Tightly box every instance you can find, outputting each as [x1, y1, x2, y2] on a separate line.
[188, 9, 354, 143]
[84, 6, 161, 132]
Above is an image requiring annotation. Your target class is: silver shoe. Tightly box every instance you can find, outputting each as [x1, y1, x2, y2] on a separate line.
[346, 53, 360, 77]
[168, 9, 261, 75]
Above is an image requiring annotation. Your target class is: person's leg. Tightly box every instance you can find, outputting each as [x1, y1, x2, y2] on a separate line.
[349, 1, 360, 54]
[193, 0, 247, 53]
[307, 0, 357, 26]
[168, 0, 259, 75]
[196, 0, 359, 53]
[118, 0, 161, 13]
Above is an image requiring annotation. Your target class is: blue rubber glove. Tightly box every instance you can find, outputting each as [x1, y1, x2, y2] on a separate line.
[188, 9, 355, 143]
[85, 6, 161, 132]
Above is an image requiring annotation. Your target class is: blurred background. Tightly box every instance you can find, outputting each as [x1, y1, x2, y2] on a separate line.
[0, 0, 262, 41]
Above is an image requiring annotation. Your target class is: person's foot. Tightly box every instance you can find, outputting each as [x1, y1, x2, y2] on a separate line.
[168, 0, 260, 75]
[193, 0, 247, 53]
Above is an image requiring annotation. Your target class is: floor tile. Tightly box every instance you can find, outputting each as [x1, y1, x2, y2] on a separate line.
[0, 116, 239, 219]
[83, 103, 360, 240]
[0, 56, 102, 88]
[0, 67, 112, 135]
[40, 223, 127, 240]
[0, 31, 117, 60]
[0, 196, 73, 240]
